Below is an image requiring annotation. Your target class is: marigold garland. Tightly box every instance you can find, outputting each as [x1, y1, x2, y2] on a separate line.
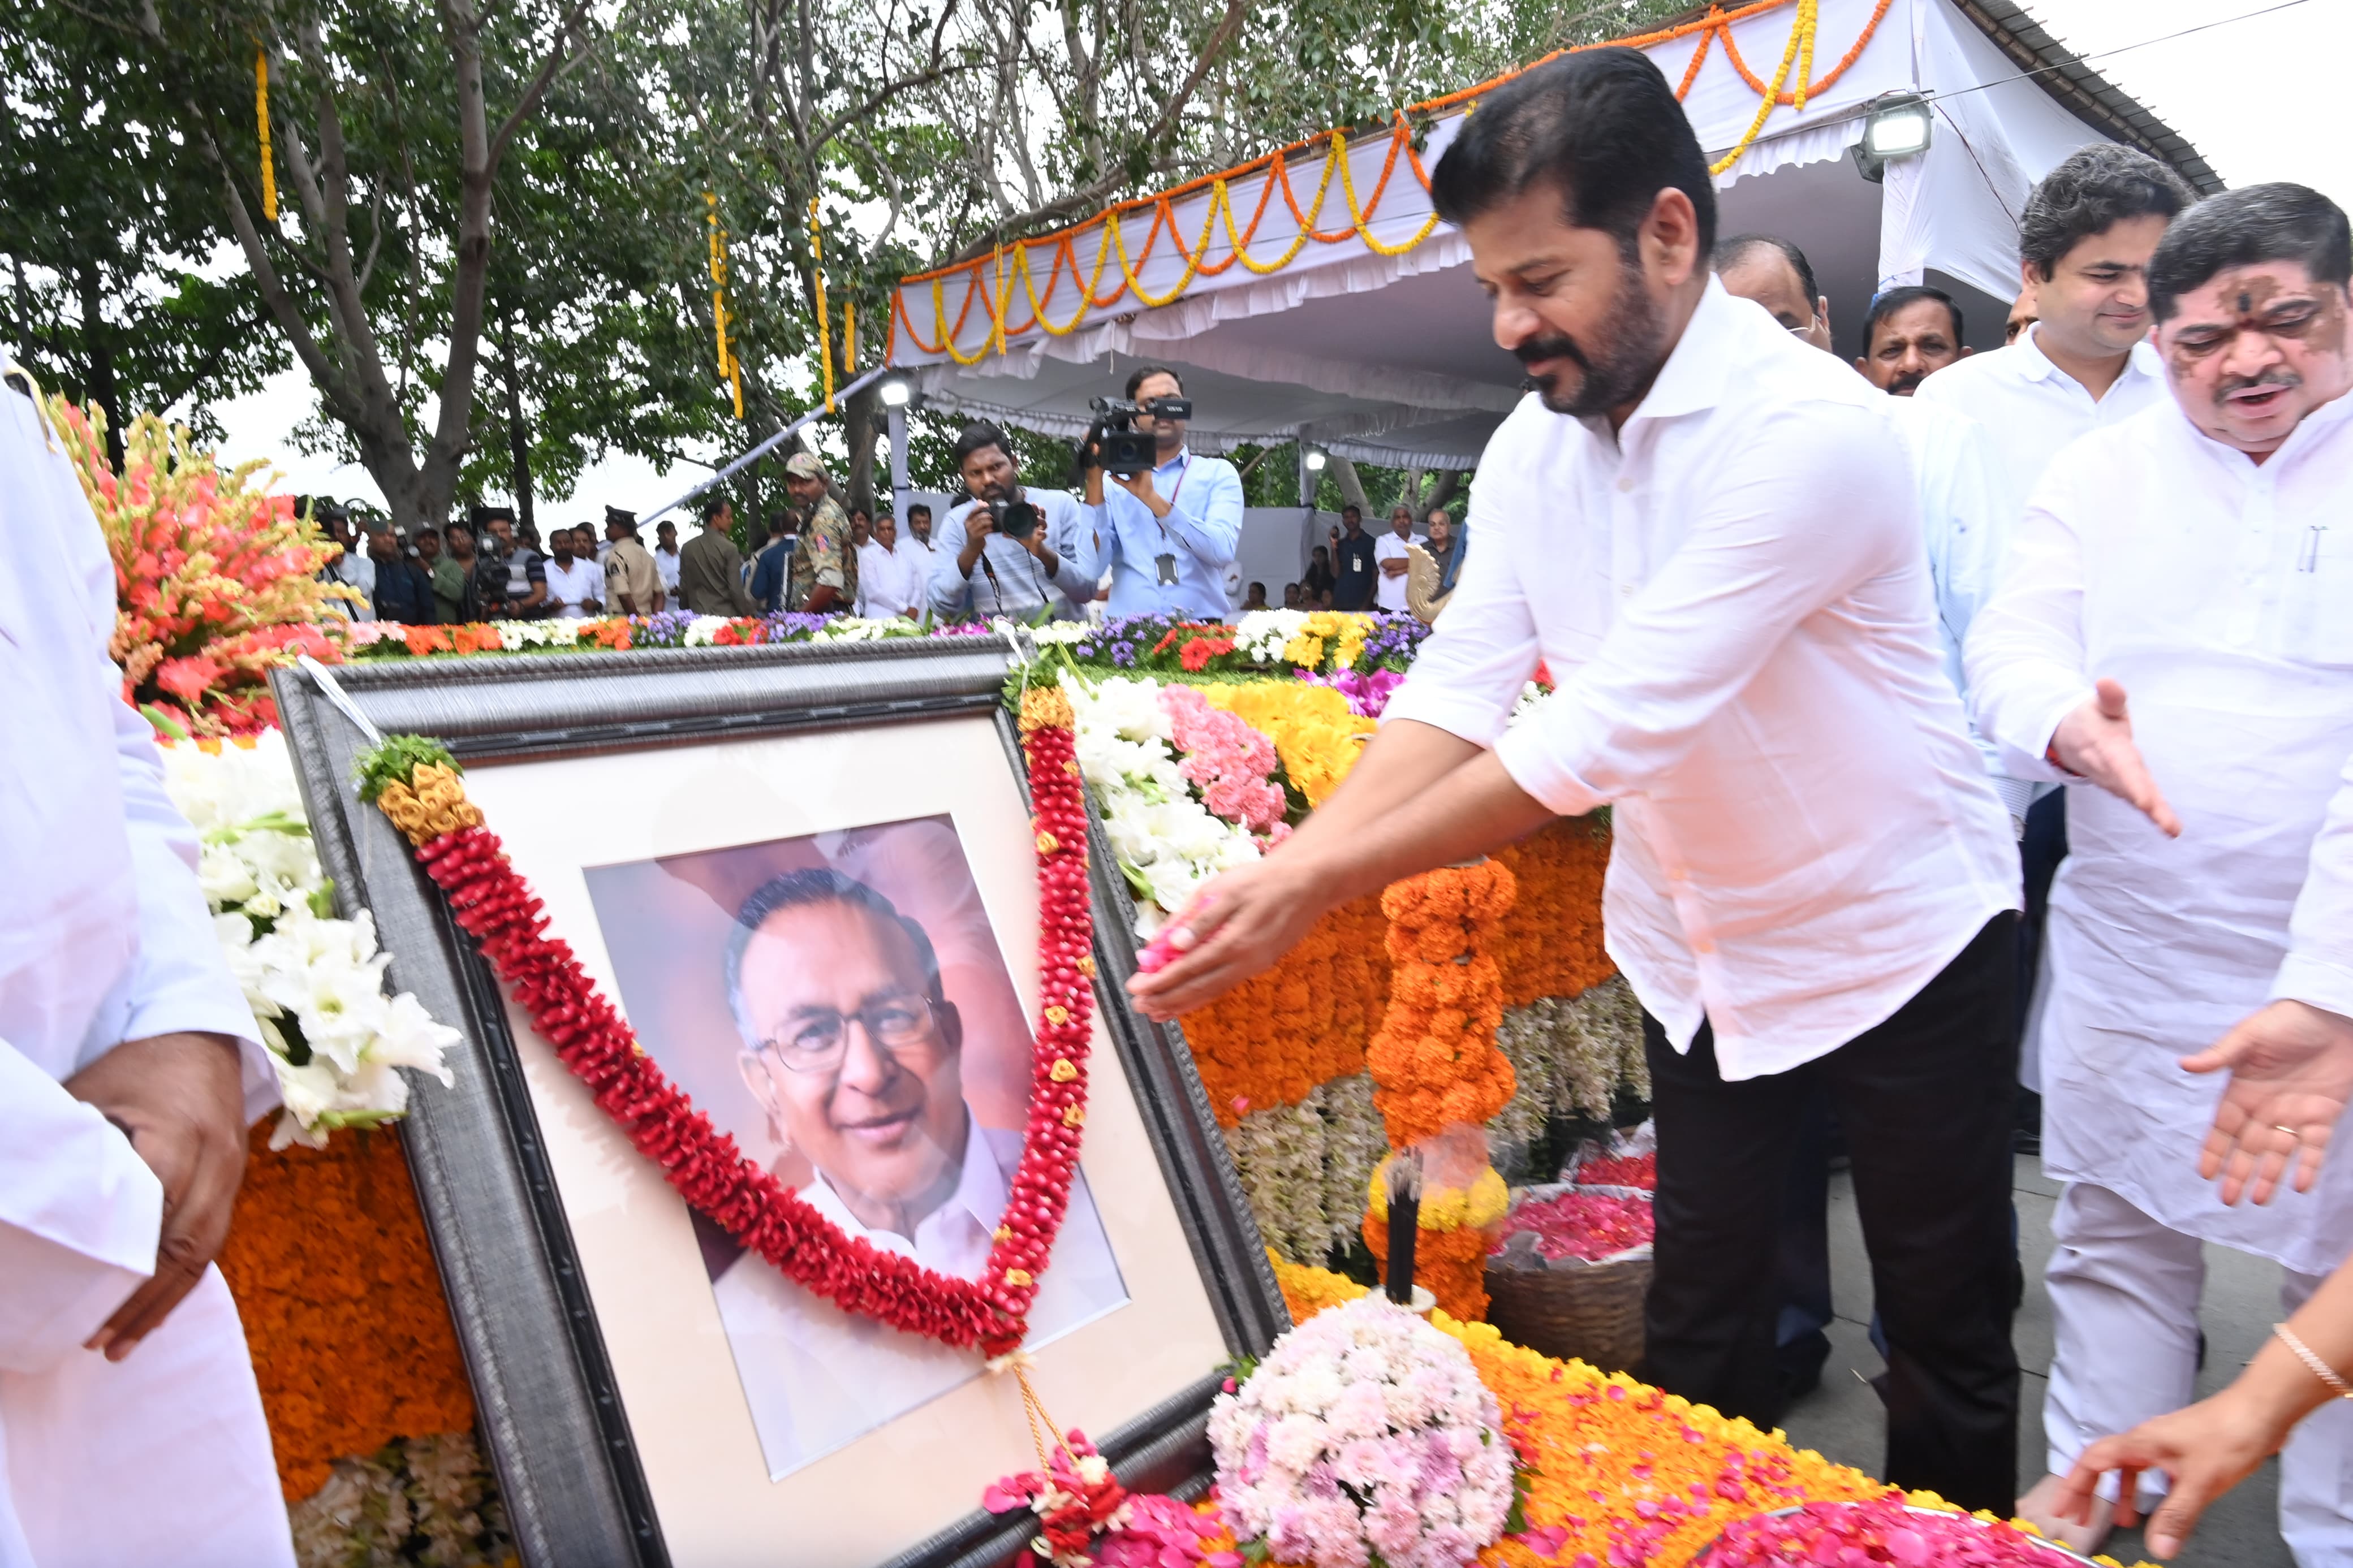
[1364, 862, 1518, 1148]
[356, 692, 1097, 1357]
[216, 1124, 476, 1500]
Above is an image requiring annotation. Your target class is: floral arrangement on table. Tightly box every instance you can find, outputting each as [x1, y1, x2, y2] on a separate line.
[1208, 1294, 1523, 1568]
[1261, 1256, 2158, 1568]
[49, 396, 351, 737]
[161, 731, 457, 1148]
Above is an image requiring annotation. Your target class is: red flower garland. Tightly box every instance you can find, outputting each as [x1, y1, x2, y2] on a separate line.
[386, 701, 1094, 1355]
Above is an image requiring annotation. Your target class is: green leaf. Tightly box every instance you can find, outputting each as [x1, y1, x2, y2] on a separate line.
[140, 704, 191, 741]
[354, 733, 459, 805]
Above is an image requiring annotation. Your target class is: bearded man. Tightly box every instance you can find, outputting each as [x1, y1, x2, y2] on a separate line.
[1129, 48, 2021, 1511]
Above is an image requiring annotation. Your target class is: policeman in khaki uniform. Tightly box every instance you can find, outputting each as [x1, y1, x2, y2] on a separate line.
[782, 451, 857, 615]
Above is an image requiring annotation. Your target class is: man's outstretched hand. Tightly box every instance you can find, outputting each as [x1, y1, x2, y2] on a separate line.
[2186, 999, 2353, 1204]
[1127, 858, 1322, 1020]
[2050, 677, 2181, 837]
[63, 1031, 250, 1359]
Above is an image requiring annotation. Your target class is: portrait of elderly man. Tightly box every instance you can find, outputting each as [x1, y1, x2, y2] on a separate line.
[704, 866, 1127, 1479]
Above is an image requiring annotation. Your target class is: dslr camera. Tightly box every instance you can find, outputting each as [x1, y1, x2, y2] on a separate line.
[1077, 394, 1193, 480]
[984, 495, 1040, 542]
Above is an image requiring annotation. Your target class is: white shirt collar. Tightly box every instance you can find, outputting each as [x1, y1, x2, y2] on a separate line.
[2015, 322, 2165, 391]
[795, 1104, 1008, 1275]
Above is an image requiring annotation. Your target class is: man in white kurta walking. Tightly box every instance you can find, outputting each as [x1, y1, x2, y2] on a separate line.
[1968, 183, 2353, 1562]
[0, 371, 294, 1567]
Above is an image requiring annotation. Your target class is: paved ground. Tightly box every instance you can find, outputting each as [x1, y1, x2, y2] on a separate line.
[1776, 1154, 2295, 1567]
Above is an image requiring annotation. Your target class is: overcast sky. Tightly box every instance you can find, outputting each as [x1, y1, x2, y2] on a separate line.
[204, 0, 2347, 521]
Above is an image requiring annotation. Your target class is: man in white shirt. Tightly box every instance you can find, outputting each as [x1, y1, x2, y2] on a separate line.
[1071, 369, 1243, 619]
[1718, 235, 2023, 1406]
[2, 370, 294, 1565]
[652, 519, 683, 597]
[1373, 504, 1415, 612]
[903, 504, 936, 554]
[1915, 143, 2198, 542]
[1855, 285, 1972, 396]
[710, 869, 1124, 1478]
[1130, 49, 2021, 1511]
[541, 526, 603, 618]
[854, 512, 923, 620]
[929, 422, 1097, 623]
[1968, 184, 2353, 1559]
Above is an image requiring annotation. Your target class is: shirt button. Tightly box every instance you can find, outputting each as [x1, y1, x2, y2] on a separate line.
[1668, 867, 1688, 883]
[1616, 477, 1635, 493]
[1695, 938, 1716, 955]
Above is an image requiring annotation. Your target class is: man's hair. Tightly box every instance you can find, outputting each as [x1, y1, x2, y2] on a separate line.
[1864, 284, 1964, 348]
[1341, 504, 1361, 520]
[656, 519, 676, 533]
[723, 868, 945, 1048]
[766, 512, 792, 539]
[1430, 47, 1717, 258]
[2148, 183, 2353, 323]
[951, 420, 1013, 471]
[908, 503, 933, 521]
[1714, 234, 1817, 307]
[701, 495, 730, 524]
[2019, 144, 2197, 280]
[1123, 364, 1185, 399]
[415, 525, 442, 542]
[1248, 581, 1265, 595]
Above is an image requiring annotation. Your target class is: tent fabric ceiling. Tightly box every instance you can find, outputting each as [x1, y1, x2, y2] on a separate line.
[887, 0, 2213, 470]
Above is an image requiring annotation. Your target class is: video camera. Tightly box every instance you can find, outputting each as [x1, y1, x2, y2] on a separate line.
[1077, 394, 1193, 480]
[984, 495, 1040, 541]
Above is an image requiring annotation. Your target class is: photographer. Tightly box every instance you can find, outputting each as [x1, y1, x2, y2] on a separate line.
[1072, 365, 1242, 618]
[927, 421, 1097, 623]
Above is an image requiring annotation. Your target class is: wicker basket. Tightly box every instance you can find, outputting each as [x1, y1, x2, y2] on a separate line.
[1481, 1183, 1652, 1374]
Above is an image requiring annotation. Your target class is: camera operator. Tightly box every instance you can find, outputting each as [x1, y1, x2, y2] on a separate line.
[927, 421, 1097, 622]
[1072, 365, 1242, 618]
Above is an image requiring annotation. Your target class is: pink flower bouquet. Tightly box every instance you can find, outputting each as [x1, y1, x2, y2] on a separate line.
[1208, 1295, 1516, 1568]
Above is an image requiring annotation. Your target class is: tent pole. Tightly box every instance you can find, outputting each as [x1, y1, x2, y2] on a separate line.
[887, 404, 911, 533]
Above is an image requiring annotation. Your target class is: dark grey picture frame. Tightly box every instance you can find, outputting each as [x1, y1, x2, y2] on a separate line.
[270, 637, 1289, 1568]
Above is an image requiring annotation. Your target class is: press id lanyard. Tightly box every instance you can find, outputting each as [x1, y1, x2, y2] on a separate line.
[1152, 455, 1192, 587]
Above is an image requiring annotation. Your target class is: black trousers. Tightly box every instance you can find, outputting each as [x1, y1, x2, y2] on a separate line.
[1640, 914, 2021, 1513]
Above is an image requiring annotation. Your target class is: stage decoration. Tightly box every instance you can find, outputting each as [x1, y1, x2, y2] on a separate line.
[215, 1122, 480, 1502]
[1696, 1497, 2095, 1565]
[1493, 1187, 1655, 1264]
[706, 192, 745, 420]
[351, 685, 1096, 1355]
[1359, 862, 1519, 1320]
[50, 395, 350, 736]
[254, 47, 278, 223]
[286, 1430, 511, 1568]
[887, 0, 1894, 364]
[811, 197, 838, 412]
[162, 731, 456, 1147]
[1209, 1294, 1521, 1568]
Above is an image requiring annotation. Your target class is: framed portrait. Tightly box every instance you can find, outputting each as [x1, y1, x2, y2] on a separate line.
[273, 640, 1288, 1568]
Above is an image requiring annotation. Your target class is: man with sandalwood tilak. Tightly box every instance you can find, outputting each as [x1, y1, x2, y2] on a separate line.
[1968, 183, 2353, 1560]
[1130, 49, 2024, 1512]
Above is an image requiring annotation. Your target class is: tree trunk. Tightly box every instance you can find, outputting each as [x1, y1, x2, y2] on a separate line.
[1423, 469, 1463, 519]
[843, 381, 879, 517]
[499, 313, 535, 535]
[77, 261, 124, 473]
[1328, 453, 1372, 517]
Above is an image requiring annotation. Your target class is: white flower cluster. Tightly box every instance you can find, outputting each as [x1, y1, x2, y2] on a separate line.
[1063, 676, 1259, 919]
[488, 618, 591, 651]
[1507, 680, 1547, 727]
[1221, 1074, 1388, 1265]
[1491, 975, 1647, 1154]
[807, 614, 926, 642]
[1210, 1294, 1515, 1568]
[163, 732, 457, 1149]
[1233, 608, 1313, 664]
[1025, 621, 1095, 646]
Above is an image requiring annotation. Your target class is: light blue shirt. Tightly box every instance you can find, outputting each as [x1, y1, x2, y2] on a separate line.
[1073, 447, 1243, 619]
[926, 490, 1097, 623]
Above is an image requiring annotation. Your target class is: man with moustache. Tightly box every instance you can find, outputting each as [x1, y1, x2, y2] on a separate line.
[1855, 286, 1972, 396]
[1968, 183, 2353, 1560]
[1130, 49, 2021, 1510]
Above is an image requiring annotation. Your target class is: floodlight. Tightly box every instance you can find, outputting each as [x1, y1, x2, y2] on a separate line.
[877, 374, 914, 408]
[1862, 92, 1932, 161]
[1304, 448, 1328, 472]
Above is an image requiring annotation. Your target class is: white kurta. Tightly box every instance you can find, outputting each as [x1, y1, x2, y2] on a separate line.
[1966, 388, 2353, 1277]
[0, 378, 292, 1567]
[708, 1119, 1128, 1480]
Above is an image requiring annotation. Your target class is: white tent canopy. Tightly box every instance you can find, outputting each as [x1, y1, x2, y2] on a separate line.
[884, 0, 2213, 470]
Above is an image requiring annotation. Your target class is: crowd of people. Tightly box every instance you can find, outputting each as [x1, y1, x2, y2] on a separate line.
[1130, 46, 2353, 1567]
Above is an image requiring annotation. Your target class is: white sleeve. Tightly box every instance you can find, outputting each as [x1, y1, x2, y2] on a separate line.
[1963, 456, 2095, 783]
[1489, 403, 1916, 815]
[2274, 747, 2353, 1019]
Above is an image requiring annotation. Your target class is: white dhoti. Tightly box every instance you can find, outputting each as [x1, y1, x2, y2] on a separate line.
[1, 1268, 292, 1568]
